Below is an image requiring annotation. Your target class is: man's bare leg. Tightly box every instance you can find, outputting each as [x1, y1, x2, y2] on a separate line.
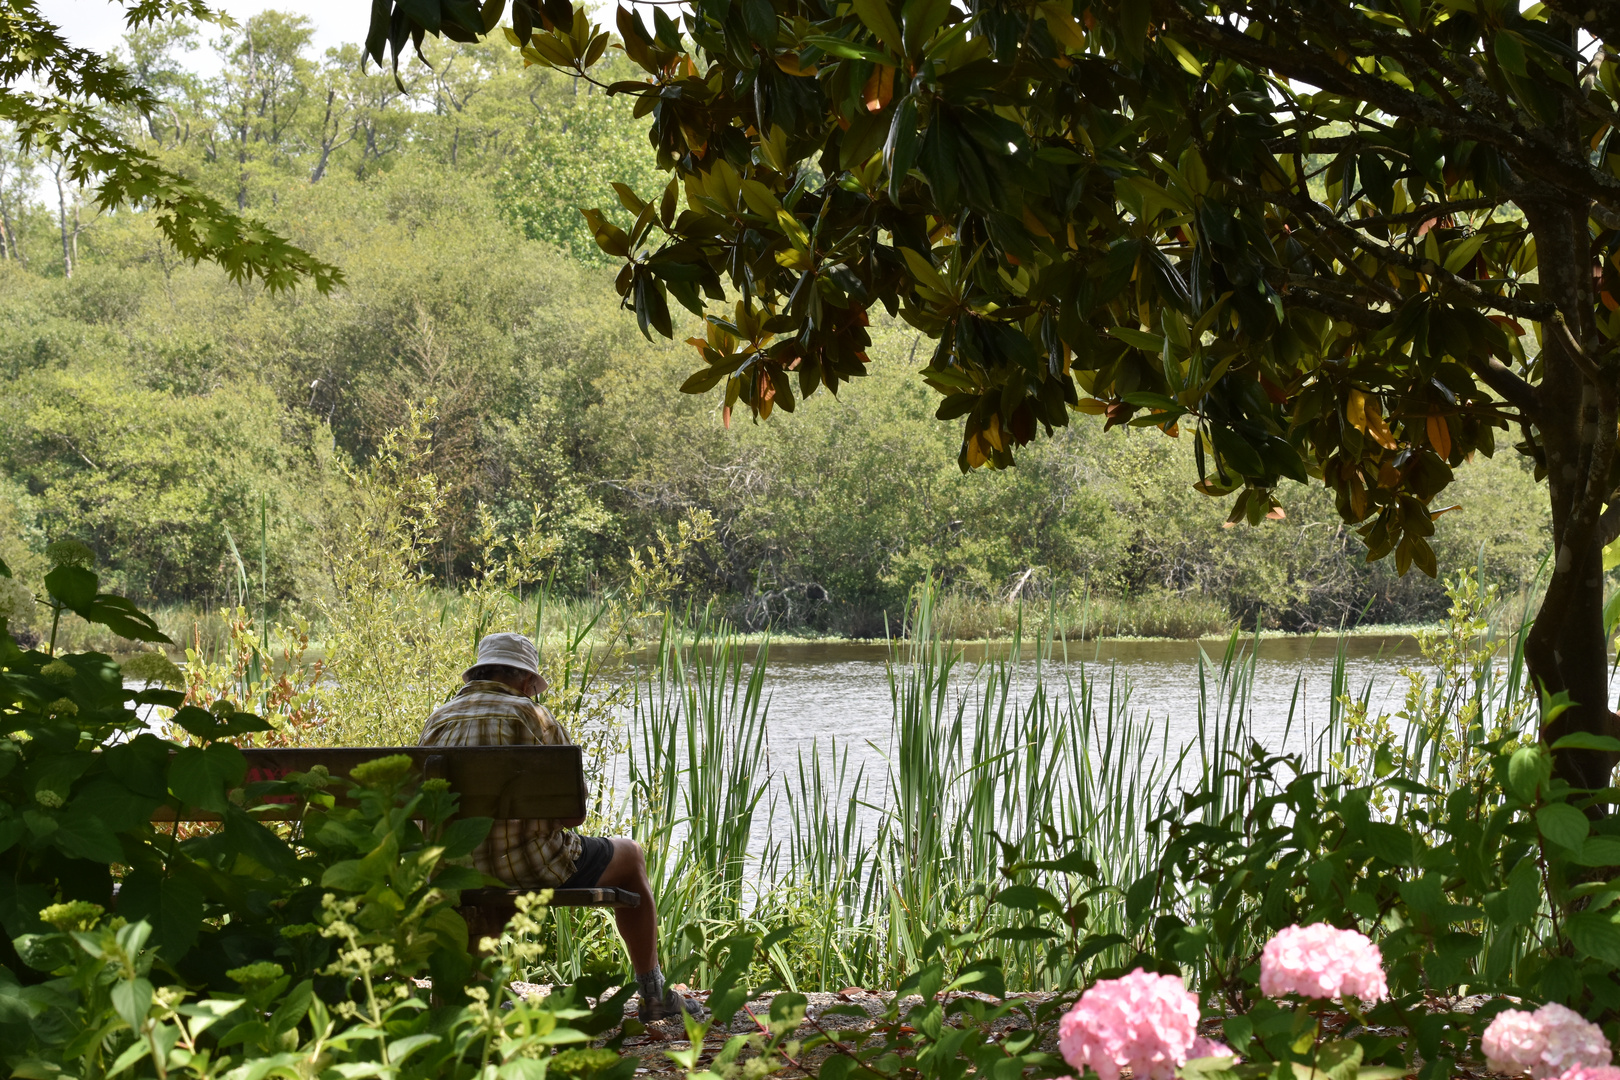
[595, 837, 658, 974]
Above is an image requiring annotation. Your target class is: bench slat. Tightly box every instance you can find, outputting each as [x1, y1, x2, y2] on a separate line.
[110, 884, 637, 911]
[461, 887, 639, 908]
[152, 745, 587, 822]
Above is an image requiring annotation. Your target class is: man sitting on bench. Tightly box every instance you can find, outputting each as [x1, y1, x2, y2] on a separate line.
[420, 631, 691, 1021]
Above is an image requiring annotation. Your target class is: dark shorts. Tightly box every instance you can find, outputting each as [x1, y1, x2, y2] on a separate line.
[561, 835, 614, 888]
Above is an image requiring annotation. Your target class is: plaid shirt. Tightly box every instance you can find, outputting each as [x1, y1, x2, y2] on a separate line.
[419, 680, 582, 887]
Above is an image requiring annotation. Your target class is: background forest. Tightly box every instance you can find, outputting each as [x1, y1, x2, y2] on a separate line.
[0, 13, 1553, 641]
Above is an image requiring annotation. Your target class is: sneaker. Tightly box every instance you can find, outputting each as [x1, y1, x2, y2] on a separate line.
[638, 986, 695, 1023]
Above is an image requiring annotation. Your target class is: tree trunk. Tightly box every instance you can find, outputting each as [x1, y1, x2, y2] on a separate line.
[53, 166, 73, 280]
[1527, 534, 1617, 790]
[1523, 194, 1620, 789]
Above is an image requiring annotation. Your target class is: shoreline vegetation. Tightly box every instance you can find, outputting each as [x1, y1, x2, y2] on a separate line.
[0, 528, 1579, 1080]
[35, 598, 1472, 661]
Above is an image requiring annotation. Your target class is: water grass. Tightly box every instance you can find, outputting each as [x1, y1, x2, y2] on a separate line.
[521, 568, 1544, 995]
[517, 588, 1272, 987]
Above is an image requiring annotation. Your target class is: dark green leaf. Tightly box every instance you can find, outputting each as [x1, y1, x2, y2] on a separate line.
[222, 806, 300, 877]
[681, 366, 730, 394]
[1075, 932, 1127, 964]
[1363, 822, 1414, 866]
[1537, 803, 1590, 851]
[83, 595, 172, 644]
[1124, 871, 1156, 923]
[51, 804, 124, 864]
[118, 868, 205, 960]
[170, 744, 248, 814]
[1573, 837, 1620, 867]
[440, 817, 493, 860]
[1569, 910, 1620, 965]
[1551, 733, 1620, 752]
[988, 924, 1058, 941]
[44, 566, 97, 614]
[172, 705, 272, 741]
[949, 957, 1005, 998]
[994, 884, 1061, 913]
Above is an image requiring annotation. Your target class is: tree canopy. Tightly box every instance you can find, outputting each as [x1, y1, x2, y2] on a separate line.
[365, 0, 1620, 771]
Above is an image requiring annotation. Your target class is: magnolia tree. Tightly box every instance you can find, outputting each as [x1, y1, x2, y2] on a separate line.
[375, 0, 1619, 783]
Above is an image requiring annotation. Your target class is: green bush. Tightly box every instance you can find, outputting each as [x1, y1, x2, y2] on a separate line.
[0, 554, 636, 1079]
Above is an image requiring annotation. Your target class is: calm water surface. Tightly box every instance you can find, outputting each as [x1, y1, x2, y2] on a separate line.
[135, 634, 1541, 871]
[730, 635, 1428, 786]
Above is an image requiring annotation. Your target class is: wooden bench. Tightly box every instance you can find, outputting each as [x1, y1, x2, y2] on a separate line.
[154, 745, 637, 941]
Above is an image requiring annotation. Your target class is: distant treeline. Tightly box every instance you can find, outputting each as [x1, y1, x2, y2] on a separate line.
[0, 15, 1550, 637]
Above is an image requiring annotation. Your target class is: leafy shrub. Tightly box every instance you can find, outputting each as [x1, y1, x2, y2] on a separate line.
[1, 890, 633, 1080]
[980, 700, 1620, 1080]
[0, 553, 636, 1079]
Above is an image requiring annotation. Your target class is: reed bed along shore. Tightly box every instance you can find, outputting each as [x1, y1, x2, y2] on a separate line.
[40, 584, 1517, 661]
[533, 577, 1537, 995]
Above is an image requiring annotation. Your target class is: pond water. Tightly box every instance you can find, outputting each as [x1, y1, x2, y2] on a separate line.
[750, 634, 1419, 774]
[609, 633, 1458, 876]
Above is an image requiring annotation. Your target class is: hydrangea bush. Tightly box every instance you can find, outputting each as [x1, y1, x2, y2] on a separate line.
[1058, 970, 1199, 1080]
[1054, 925, 1612, 1080]
[1484, 1004, 1613, 1079]
[1257, 924, 1388, 1002]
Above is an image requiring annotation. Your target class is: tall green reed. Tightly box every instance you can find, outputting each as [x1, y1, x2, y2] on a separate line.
[536, 572, 1537, 995]
[592, 586, 1216, 991]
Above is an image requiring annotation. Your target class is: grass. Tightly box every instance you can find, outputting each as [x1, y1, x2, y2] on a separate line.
[515, 571, 1539, 995]
[27, 588, 1450, 661]
[927, 587, 1235, 641]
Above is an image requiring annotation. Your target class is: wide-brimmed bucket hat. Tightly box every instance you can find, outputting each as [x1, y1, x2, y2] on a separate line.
[464, 632, 548, 692]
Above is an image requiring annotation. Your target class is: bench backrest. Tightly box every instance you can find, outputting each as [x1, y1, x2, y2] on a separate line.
[154, 745, 586, 822]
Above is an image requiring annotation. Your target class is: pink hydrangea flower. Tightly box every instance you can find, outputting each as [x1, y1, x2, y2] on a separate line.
[1189, 1037, 1240, 1062]
[1559, 1068, 1620, 1080]
[1484, 1004, 1611, 1079]
[1258, 923, 1388, 1002]
[1058, 969, 1199, 1080]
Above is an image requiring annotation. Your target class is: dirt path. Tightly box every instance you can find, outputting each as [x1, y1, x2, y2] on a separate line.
[511, 985, 1069, 1077]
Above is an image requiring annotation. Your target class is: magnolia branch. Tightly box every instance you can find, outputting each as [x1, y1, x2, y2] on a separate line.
[1545, 313, 1609, 393]
[1259, 180, 1552, 321]
[1463, 356, 1540, 416]
[1280, 286, 1539, 414]
[1167, 8, 1620, 213]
